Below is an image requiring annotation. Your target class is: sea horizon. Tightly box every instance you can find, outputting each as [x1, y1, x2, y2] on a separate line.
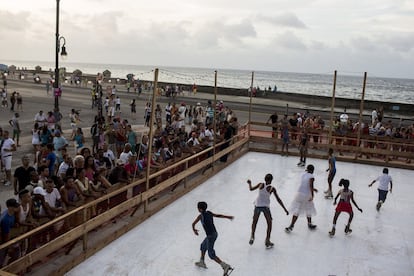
[2, 59, 414, 105]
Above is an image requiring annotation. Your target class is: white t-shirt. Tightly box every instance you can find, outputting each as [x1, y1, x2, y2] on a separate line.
[1, 138, 15, 157]
[44, 188, 62, 208]
[57, 162, 70, 178]
[376, 174, 392, 191]
[298, 172, 314, 197]
[119, 151, 133, 165]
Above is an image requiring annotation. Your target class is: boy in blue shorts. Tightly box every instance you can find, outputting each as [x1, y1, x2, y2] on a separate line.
[192, 201, 233, 275]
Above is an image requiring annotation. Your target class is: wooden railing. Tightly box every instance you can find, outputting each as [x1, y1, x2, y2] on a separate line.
[0, 126, 249, 275]
[1, 122, 412, 275]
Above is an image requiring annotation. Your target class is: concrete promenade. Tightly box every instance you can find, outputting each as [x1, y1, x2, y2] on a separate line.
[1, 77, 412, 210]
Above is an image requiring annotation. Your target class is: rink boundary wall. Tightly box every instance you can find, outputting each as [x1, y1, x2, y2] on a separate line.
[1, 123, 413, 275]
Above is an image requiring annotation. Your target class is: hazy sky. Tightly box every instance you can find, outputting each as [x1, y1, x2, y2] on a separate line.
[0, 0, 413, 78]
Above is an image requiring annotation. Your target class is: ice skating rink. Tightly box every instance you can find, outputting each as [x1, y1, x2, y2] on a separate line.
[67, 152, 414, 276]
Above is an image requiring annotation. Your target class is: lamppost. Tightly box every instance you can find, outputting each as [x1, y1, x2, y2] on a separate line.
[54, 0, 68, 109]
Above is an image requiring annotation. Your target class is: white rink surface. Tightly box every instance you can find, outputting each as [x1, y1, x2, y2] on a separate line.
[67, 152, 414, 276]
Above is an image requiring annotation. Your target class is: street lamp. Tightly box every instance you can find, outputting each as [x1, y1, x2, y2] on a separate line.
[54, 0, 68, 109]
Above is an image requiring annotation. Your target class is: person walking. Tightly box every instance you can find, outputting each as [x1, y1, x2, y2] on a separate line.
[247, 174, 289, 248]
[9, 112, 21, 147]
[329, 179, 363, 236]
[1, 130, 17, 186]
[325, 148, 336, 199]
[192, 201, 233, 275]
[369, 168, 393, 211]
[285, 164, 318, 233]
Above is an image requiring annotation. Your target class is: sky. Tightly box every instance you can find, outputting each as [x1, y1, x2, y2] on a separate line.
[0, 0, 413, 79]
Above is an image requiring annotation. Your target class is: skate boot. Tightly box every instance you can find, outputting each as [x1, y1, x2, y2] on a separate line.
[195, 259, 207, 269]
[329, 228, 336, 237]
[265, 240, 274, 249]
[285, 226, 294, 233]
[345, 225, 352, 234]
[376, 201, 383, 211]
[221, 262, 233, 275]
[297, 161, 303, 166]
[249, 236, 254, 245]
[308, 223, 317, 230]
[325, 192, 333, 199]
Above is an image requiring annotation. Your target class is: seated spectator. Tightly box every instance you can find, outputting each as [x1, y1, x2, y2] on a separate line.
[92, 167, 112, 191]
[108, 159, 130, 185]
[74, 168, 100, 199]
[60, 176, 84, 208]
[84, 155, 97, 182]
[124, 154, 140, 180]
[119, 143, 133, 165]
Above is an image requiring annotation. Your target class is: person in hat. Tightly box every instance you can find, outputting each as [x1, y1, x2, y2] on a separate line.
[285, 164, 318, 233]
[32, 186, 55, 221]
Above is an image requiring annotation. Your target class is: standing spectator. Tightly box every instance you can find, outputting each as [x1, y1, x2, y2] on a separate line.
[0, 199, 21, 264]
[31, 123, 41, 153]
[69, 109, 81, 139]
[266, 111, 279, 138]
[53, 130, 68, 163]
[297, 128, 309, 167]
[34, 110, 47, 128]
[9, 91, 16, 111]
[155, 104, 162, 127]
[280, 114, 290, 156]
[46, 80, 50, 95]
[130, 99, 136, 117]
[9, 112, 21, 147]
[325, 148, 337, 199]
[285, 164, 318, 233]
[368, 168, 393, 211]
[1, 88, 7, 107]
[53, 107, 63, 132]
[1, 130, 17, 186]
[289, 113, 299, 141]
[16, 92, 23, 111]
[115, 96, 121, 113]
[45, 144, 57, 176]
[13, 155, 36, 195]
[126, 125, 137, 154]
[165, 102, 172, 124]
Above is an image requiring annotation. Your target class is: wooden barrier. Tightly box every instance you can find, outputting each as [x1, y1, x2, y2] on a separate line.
[0, 127, 249, 275]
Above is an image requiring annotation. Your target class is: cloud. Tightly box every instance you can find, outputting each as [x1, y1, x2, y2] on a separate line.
[0, 10, 30, 32]
[257, 12, 307, 29]
[274, 31, 307, 51]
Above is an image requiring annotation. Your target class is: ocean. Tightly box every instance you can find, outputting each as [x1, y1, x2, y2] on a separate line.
[3, 60, 414, 105]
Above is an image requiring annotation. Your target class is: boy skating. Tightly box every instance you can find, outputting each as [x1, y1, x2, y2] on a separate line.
[329, 179, 363, 236]
[247, 174, 289, 248]
[369, 168, 393, 211]
[192, 201, 234, 275]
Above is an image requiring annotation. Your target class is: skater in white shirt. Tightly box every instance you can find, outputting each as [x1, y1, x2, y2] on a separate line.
[368, 168, 393, 211]
[285, 164, 318, 233]
[247, 174, 289, 248]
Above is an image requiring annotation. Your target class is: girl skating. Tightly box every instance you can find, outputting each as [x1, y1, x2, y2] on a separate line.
[329, 179, 363, 236]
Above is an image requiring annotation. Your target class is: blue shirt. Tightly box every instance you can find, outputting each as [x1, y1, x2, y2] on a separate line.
[1, 210, 16, 235]
[46, 152, 57, 175]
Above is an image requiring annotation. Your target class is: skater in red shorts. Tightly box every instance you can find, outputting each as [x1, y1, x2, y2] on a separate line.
[329, 179, 363, 236]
